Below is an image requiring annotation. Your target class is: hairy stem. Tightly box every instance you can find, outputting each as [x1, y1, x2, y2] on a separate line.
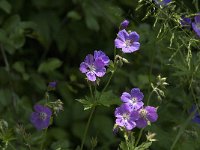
[101, 72, 114, 94]
[80, 107, 95, 150]
[147, 42, 156, 105]
[135, 128, 144, 147]
[89, 83, 94, 100]
[40, 128, 47, 150]
[146, 89, 154, 106]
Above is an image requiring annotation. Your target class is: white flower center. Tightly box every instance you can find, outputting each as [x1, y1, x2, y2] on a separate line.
[39, 112, 47, 120]
[88, 65, 96, 72]
[131, 97, 137, 103]
[139, 109, 147, 118]
[122, 113, 130, 120]
[196, 23, 200, 29]
[125, 40, 132, 47]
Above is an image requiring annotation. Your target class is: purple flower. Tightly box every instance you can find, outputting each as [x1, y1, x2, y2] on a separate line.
[80, 51, 109, 81]
[115, 29, 140, 53]
[192, 13, 200, 38]
[136, 106, 158, 128]
[115, 103, 139, 130]
[121, 88, 144, 110]
[190, 105, 200, 124]
[94, 50, 110, 66]
[180, 16, 191, 29]
[120, 20, 129, 30]
[30, 104, 52, 130]
[193, 113, 200, 124]
[154, 0, 171, 6]
[48, 81, 57, 88]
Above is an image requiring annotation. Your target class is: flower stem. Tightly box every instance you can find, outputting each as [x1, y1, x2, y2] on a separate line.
[89, 83, 94, 100]
[147, 44, 156, 105]
[99, 48, 117, 98]
[40, 128, 47, 150]
[124, 131, 130, 150]
[146, 90, 154, 106]
[101, 72, 114, 94]
[135, 128, 144, 147]
[80, 107, 95, 150]
[190, 86, 200, 114]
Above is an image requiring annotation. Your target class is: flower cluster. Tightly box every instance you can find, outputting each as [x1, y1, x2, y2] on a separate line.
[180, 13, 200, 38]
[79, 50, 110, 81]
[80, 20, 141, 82]
[115, 88, 158, 130]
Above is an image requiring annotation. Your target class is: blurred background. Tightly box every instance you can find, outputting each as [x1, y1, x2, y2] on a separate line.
[0, 0, 200, 149]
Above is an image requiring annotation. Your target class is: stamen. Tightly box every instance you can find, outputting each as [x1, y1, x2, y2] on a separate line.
[196, 23, 200, 29]
[139, 109, 147, 118]
[88, 65, 96, 72]
[125, 40, 132, 47]
[39, 112, 47, 120]
[131, 97, 137, 103]
[122, 113, 130, 120]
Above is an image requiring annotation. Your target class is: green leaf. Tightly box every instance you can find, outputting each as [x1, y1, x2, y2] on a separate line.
[119, 141, 127, 150]
[38, 58, 62, 73]
[3, 15, 21, 31]
[67, 11, 81, 20]
[0, 89, 12, 111]
[76, 98, 94, 110]
[98, 90, 120, 107]
[30, 74, 46, 91]
[1, 15, 37, 53]
[30, 12, 60, 49]
[50, 140, 70, 150]
[85, 15, 99, 31]
[93, 115, 114, 140]
[135, 141, 152, 150]
[12, 61, 30, 80]
[0, 0, 11, 14]
[12, 61, 25, 73]
[0, 29, 8, 44]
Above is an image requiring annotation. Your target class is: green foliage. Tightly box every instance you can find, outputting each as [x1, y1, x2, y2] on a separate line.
[38, 58, 62, 73]
[77, 90, 120, 110]
[98, 90, 121, 107]
[0, 0, 11, 14]
[76, 98, 94, 110]
[134, 142, 152, 150]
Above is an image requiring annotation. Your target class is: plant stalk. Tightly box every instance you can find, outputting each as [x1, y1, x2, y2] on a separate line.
[80, 107, 95, 150]
[135, 128, 144, 147]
